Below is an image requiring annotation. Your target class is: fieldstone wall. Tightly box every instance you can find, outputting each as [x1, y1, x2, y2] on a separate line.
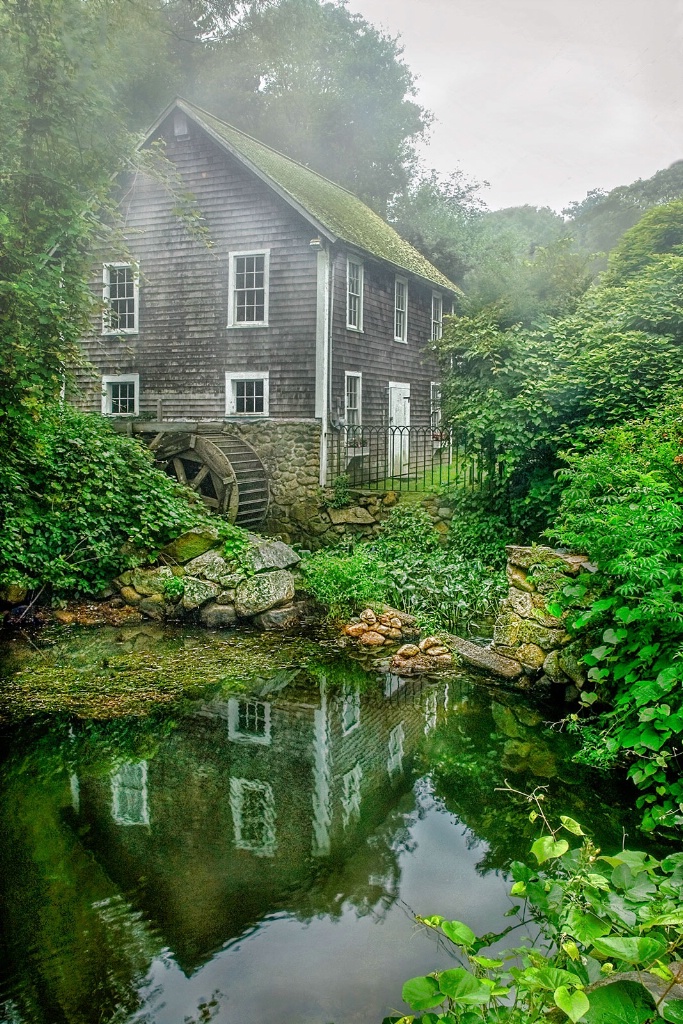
[113, 526, 310, 631]
[492, 545, 592, 693]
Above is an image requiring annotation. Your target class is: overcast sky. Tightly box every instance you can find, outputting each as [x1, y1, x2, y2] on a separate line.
[350, 0, 683, 211]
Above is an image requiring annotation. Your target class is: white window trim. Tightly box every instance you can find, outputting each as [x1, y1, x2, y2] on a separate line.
[229, 777, 276, 857]
[394, 276, 408, 343]
[431, 292, 443, 341]
[102, 262, 139, 335]
[101, 373, 139, 416]
[346, 257, 364, 331]
[227, 697, 272, 746]
[430, 381, 442, 430]
[225, 371, 270, 417]
[344, 371, 362, 427]
[111, 762, 149, 826]
[227, 248, 270, 328]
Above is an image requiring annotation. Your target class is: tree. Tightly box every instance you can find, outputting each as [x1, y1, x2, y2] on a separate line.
[192, 0, 431, 213]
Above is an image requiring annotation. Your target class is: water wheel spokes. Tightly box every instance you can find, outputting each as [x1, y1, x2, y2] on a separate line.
[153, 431, 269, 526]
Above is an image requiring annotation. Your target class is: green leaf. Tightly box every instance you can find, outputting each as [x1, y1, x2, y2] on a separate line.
[401, 975, 443, 1011]
[663, 1000, 683, 1024]
[531, 836, 570, 863]
[441, 920, 476, 947]
[560, 816, 585, 835]
[469, 955, 504, 969]
[438, 968, 492, 1005]
[566, 907, 612, 944]
[527, 967, 584, 991]
[591, 935, 667, 964]
[642, 911, 683, 929]
[584, 980, 656, 1024]
[555, 986, 590, 1022]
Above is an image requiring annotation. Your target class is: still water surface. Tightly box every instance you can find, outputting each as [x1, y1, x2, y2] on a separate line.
[0, 625, 635, 1024]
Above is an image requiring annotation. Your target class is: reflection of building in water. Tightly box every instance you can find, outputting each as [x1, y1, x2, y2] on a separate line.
[75, 673, 451, 975]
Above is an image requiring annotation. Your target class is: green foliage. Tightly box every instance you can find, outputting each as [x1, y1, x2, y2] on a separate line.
[548, 406, 683, 833]
[327, 474, 351, 509]
[394, 799, 683, 1024]
[437, 208, 683, 543]
[606, 200, 683, 284]
[162, 576, 186, 601]
[299, 504, 506, 628]
[221, 523, 251, 563]
[444, 486, 515, 568]
[0, 406, 206, 596]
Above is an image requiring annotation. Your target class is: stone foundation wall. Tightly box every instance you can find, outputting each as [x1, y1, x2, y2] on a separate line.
[490, 545, 593, 693]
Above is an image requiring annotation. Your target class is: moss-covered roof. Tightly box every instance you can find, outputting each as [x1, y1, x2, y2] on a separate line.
[168, 100, 457, 292]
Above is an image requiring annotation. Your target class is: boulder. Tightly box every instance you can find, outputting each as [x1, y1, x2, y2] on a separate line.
[235, 570, 295, 617]
[508, 587, 534, 618]
[518, 619, 569, 651]
[360, 608, 377, 624]
[450, 635, 523, 680]
[387, 627, 403, 640]
[397, 643, 420, 657]
[120, 585, 142, 606]
[246, 540, 301, 573]
[200, 602, 236, 629]
[131, 566, 174, 596]
[419, 636, 441, 652]
[327, 506, 376, 525]
[291, 498, 320, 524]
[559, 647, 587, 687]
[159, 526, 220, 564]
[182, 577, 220, 611]
[216, 589, 236, 605]
[359, 630, 385, 646]
[493, 609, 523, 647]
[345, 622, 368, 637]
[139, 595, 166, 620]
[505, 545, 588, 575]
[542, 649, 565, 683]
[254, 604, 300, 631]
[183, 550, 230, 584]
[517, 643, 546, 670]
[426, 644, 450, 657]
[506, 564, 535, 593]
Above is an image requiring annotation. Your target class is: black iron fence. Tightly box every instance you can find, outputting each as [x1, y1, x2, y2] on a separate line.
[326, 426, 502, 492]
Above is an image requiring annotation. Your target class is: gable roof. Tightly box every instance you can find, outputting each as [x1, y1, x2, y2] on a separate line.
[145, 98, 458, 293]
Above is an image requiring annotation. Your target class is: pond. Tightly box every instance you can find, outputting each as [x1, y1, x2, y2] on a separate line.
[0, 624, 638, 1024]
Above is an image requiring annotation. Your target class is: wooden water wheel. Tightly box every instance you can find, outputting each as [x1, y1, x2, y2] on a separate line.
[151, 432, 270, 528]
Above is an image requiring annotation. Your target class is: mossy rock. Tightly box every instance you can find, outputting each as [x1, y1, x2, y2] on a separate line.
[159, 526, 220, 564]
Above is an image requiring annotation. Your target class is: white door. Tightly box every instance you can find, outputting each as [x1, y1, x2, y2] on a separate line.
[388, 382, 410, 476]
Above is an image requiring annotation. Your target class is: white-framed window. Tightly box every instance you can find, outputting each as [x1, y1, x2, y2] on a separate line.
[430, 382, 442, 432]
[387, 722, 405, 777]
[346, 258, 364, 331]
[431, 293, 443, 341]
[101, 373, 139, 416]
[111, 762, 149, 826]
[394, 276, 408, 343]
[227, 697, 271, 746]
[342, 763, 363, 828]
[341, 684, 361, 735]
[103, 263, 139, 334]
[225, 371, 269, 416]
[229, 777, 276, 857]
[228, 250, 270, 327]
[344, 372, 362, 428]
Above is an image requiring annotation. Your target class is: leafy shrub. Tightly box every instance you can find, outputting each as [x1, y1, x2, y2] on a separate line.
[297, 545, 387, 618]
[328, 473, 351, 509]
[548, 406, 683, 832]
[221, 523, 251, 563]
[395, 798, 683, 1024]
[444, 485, 515, 567]
[162, 576, 185, 602]
[299, 505, 506, 629]
[0, 405, 207, 596]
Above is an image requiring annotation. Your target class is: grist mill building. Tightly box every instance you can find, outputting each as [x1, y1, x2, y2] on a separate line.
[78, 98, 458, 530]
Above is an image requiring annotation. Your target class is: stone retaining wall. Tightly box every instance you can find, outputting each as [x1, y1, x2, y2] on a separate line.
[491, 545, 592, 693]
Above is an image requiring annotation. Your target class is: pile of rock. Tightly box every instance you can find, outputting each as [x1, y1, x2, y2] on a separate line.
[342, 608, 454, 674]
[343, 607, 416, 646]
[114, 526, 305, 631]
[390, 637, 453, 675]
